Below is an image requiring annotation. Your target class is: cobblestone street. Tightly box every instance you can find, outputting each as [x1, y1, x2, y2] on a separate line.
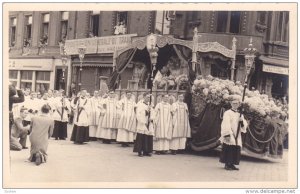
[7, 125, 288, 186]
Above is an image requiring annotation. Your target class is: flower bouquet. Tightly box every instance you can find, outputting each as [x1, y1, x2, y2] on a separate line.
[175, 74, 189, 90]
[157, 75, 176, 90]
[192, 75, 286, 119]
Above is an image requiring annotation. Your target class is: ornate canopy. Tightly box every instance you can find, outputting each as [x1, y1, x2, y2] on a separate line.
[114, 31, 236, 60]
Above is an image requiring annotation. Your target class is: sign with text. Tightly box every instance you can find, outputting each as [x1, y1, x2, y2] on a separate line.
[9, 59, 54, 71]
[263, 64, 288, 75]
[65, 34, 137, 55]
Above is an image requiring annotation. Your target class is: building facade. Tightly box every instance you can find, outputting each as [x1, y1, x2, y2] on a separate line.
[170, 11, 289, 99]
[9, 11, 289, 99]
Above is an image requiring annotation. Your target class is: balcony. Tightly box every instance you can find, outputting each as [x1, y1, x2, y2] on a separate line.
[263, 41, 289, 59]
[197, 33, 264, 54]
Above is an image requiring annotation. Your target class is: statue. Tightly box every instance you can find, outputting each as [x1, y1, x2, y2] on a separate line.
[132, 61, 147, 88]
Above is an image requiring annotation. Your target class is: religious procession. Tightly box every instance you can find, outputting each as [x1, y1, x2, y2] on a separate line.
[8, 10, 290, 176]
[9, 86, 191, 162]
[9, 56, 288, 171]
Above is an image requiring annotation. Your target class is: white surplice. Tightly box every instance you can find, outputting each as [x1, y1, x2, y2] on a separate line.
[153, 101, 172, 151]
[116, 98, 136, 142]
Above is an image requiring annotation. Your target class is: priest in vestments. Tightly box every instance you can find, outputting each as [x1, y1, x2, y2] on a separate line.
[133, 92, 154, 156]
[47, 91, 58, 116]
[153, 94, 173, 154]
[52, 90, 70, 140]
[117, 91, 136, 147]
[170, 94, 191, 154]
[219, 98, 248, 171]
[88, 90, 101, 141]
[23, 92, 39, 126]
[70, 89, 90, 144]
[97, 91, 118, 144]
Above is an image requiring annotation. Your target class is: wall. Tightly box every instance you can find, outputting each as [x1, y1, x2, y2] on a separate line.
[76, 11, 90, 38]
[128, 11, 153, 36]
[99, 11, 115, 36]
[170, 11, 187, 39]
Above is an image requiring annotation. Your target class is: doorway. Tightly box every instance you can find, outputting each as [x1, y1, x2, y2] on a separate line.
[55, 67, 68, 91]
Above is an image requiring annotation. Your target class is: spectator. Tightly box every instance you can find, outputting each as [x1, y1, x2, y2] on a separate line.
[10, 107, 30, 151]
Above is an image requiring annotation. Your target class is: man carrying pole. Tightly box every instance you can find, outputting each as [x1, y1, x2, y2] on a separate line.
[219, 38, 256, 171]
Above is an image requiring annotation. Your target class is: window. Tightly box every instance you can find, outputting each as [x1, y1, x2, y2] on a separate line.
[229, 11, 241, 33]
[276, 12, 289, 42]
[89, 11, 100, 37]
[216, 11, 228, 33]
[24, 15, 32, 41]
[20, 70, 33, 90]
[41, 13, 50, 43]
[9, 70, 18, 79]
[36, 83, 49, 93]
[60, 11, 69, 41]
[21, 70, 33, 80]
[36, 71, 50, 92]
[216, 11, 241, 33]
[9, 17, 17, 47]
[114, 11, 128, 35]
[36, 71, 50, 81]
[20, 82, 32, 90]
[155, 11, 170, 35]
[186, 11, 201, 31]
[116, 11, 128, 26]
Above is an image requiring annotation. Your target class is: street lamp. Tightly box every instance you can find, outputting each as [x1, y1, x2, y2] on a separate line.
[243, 37, 257, 91]
[146, 34, 159, 128]
[78, 44, 87, 91]
[59, 41, 68, 90]
[235, 37, 257, 145]
[147, 34, 159, 86]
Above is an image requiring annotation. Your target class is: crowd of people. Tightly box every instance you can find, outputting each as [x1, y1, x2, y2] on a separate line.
[10, 87, 192, 165]
[9, 85, 287, 171]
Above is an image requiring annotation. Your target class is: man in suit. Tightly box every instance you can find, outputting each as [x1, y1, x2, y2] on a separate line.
[10, 107, 30, 151]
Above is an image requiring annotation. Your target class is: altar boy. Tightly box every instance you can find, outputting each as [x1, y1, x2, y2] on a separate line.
[219, 98, 248, 170]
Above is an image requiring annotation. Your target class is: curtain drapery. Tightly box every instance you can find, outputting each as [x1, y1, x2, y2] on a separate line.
[108, 48, 137, 90]
[173, 44, 195, 84]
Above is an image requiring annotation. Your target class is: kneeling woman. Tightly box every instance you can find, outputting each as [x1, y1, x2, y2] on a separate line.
[28, 104, 54, 166]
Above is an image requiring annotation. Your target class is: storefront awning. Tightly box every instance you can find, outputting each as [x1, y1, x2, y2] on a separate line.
[72, 62, 112, 67]
[259, 56, 289, 75]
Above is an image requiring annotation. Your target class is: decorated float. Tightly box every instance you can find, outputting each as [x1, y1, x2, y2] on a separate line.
[70, 28, 287, 160]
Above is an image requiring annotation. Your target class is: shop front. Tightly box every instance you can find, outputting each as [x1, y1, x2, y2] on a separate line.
[259, 56, 289, 99]
[8, 58, 57, 94]
[64, 34, 137, 95]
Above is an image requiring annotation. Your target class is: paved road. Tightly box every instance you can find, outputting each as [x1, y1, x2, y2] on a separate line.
[7, 125, 288, 185]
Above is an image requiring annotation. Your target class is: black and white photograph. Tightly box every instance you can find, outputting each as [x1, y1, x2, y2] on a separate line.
[2, 2, 297, 191]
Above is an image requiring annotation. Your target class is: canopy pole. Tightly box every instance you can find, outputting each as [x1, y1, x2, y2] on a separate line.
[113, 51, 117, 71]
[192, 27, 199, 73]
[231, 37, 237, 81]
